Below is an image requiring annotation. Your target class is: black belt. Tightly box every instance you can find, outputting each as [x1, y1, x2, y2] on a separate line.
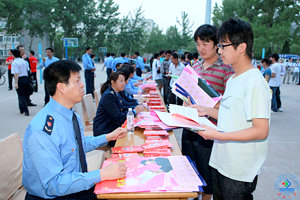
[19, 76, 28, 79]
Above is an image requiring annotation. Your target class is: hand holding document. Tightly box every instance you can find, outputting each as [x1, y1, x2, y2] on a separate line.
[171, 65, 222, 108]
[156, 104, 222, 131]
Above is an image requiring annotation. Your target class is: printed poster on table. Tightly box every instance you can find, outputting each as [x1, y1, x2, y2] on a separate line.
[94, 156, 205, 194]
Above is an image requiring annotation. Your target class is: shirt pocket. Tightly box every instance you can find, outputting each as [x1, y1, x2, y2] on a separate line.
[61, 144, 78, 170]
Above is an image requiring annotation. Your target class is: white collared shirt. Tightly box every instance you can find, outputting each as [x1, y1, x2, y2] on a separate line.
[11, 58, 29, 77]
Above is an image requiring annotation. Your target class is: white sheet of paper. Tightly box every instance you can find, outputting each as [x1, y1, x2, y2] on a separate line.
[169, 104, 199, 122]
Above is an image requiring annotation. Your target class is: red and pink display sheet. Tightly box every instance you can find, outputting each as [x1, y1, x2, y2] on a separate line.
[94, 156, 204, 194]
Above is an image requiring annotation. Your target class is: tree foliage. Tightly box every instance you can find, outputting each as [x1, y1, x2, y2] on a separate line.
[0, 0, 198, 58]
[212, 0, 300, 57]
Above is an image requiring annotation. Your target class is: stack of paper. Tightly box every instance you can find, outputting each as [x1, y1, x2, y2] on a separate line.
[143, 129, 173, 157]
[134, 111, 176, 130]
[94, 156, 206, 194]
[111, 146, 144, 154]
[155, 105, 221, 131]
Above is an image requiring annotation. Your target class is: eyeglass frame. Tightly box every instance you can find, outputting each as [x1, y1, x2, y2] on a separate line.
[217, 43, 240, 49]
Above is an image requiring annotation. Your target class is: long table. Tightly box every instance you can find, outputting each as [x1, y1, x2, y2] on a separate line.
[96, 89, 199, 200]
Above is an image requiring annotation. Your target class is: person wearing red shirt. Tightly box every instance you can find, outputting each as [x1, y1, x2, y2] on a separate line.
[5, 50, 14, 90]
[29, 50, 38, 92]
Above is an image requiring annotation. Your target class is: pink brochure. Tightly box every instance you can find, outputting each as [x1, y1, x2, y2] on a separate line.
[174, 71, 218, 108]
[94, 156, 203, 194]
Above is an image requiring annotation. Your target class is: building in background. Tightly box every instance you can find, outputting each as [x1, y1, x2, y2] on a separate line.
[0, 19, 50, 63]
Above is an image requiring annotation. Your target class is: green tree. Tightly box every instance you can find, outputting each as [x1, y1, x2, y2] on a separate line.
[176, 11, 193, 49]
[144, 26, 166, 53]
[212, 0, 300, 56]
[0, 0, 25, 34]
[165, 25, 181, 50]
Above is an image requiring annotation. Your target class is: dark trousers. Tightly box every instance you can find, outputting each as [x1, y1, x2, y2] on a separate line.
[212, 168, 258, 200]
[31, 72, 38, 92]
[8, 69, 13, 90]
[276, 86, 281, 109]
[16, 77, 29, 114]
[44, 82, 50, 105]
[85, 70, 94, 98]
[106, 68, 112, 79]
[25, 186, 97, 200]
[169, 91, 183, 105]
[270, 86, 279, 112]
[136, 67, 142, 77]
[162, 77, 170, 105]
[182, 129, 213, 194]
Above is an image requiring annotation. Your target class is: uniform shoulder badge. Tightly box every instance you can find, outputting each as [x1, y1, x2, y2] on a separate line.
[43, 115, 54, 135]
[110, 90, 114, 95]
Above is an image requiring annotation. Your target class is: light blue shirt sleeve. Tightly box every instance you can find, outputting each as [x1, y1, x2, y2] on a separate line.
[83, 135, 108, 152]
[82, 54, 94, 70]
[132, 74, 143, 81]
[39, 61, 46, 68]
[124, 79, 138, 95]
[136, 57, 145, 71]
[25, 128, 101, 197]
[111, 59, 116, 71]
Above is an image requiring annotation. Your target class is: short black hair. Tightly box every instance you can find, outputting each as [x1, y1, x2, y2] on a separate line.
[159, 50, 165, 56]
[193, 52, 198, 60]
[180, 54, 185, 60]
[111, 53, 116, 57]
[172, 53, 179, 60]
[194, 24, 218, 45]
[30, 50, 35, 55]
[86, 47, 91, 51]
[135, 52, 140, 56]
[154, 53, 160, 59]
[217, 18, 253, 59]
[271, 53, 279, 62]
[46, 47, 54, 52]
[11, 49, 21, 58]
[106, 53, 111, 57]
[16, 45, 24, 49]
[121, 52, 126, 57]
[166, 50, 172, 55]
[90, 54, 96, 58]
[261, 58, 271, 66]
[117, 66, 131, 81]
[43, 60, 82, 96]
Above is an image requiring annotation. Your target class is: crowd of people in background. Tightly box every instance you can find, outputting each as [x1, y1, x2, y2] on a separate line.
[3, 16, 300, 200]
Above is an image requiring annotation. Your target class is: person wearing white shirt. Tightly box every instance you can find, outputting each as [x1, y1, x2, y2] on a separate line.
[169, 53, 185, 105]
[283, 58, 294, 84]
[195, 18, 271, 199]
[11, 49, 31, 116]
[293, 59, 299, 83]
[152, 53, 163, 92]
[269, 53, 282, 112]
[251, 51, 257, 68]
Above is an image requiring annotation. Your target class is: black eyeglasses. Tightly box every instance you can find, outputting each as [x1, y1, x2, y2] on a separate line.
[217, 43, 238, 49]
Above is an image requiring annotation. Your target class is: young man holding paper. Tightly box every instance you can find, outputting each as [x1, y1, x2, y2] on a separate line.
[195, 18, 271, 199]
[182, 24, 233, 200]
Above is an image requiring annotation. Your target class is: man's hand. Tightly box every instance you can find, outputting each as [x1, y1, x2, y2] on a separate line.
[15, 83, 19, 90]
[134, 105, 145, 114]
[190, 104, 210, 116]
[134, 82, 142, 87]
[106, 128, 127, 141]
[197, 124, 220, 140]
[100, 162, 127, 181]
[92, 68, 96, 72]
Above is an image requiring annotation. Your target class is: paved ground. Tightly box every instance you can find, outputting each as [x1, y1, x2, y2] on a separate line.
[0, 62, 299, 199]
